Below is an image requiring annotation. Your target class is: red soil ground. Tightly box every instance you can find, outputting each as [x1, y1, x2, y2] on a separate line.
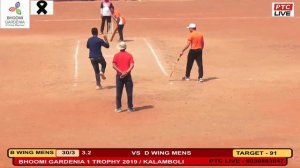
[0, 0, 299, 167]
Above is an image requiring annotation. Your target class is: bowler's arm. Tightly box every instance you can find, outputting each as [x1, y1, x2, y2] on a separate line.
[102, 37, 110, 48]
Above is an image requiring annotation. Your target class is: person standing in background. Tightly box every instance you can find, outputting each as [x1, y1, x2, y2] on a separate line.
[100, 0, 114, 34]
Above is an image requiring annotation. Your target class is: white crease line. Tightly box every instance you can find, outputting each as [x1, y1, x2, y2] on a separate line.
[73, 40, 80, 87]
[143, 38, 168, 76]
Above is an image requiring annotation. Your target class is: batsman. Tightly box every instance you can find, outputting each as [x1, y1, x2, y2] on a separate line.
[111, 10, 126, 42]
[180, 23, 205, 82]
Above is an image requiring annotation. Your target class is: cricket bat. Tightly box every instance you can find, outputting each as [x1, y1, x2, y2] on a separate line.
[169, 57, 181, 79]
[110, 27, 118, 42]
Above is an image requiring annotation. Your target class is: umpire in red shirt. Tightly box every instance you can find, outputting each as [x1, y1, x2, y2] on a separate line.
[112, 41, 134, 112]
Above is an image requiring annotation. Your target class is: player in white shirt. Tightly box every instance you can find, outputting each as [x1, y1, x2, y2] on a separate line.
[100, 0, 114, 34]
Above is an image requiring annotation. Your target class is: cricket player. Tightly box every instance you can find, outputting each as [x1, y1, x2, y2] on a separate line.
[112, 42, 134, 112]
[113, 10, 126, 42]
[87, 27, 110, 90]
[100, 0, 114, 34]
[180, 23, 205, 82]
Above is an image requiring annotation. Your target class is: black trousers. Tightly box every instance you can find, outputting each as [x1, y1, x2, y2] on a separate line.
[90, 57, 106, 86]
[116, 74, 133, 109]
[118, 24, 124, 41]
[185, 49, 203, 79]
[100, 16, 111, 34]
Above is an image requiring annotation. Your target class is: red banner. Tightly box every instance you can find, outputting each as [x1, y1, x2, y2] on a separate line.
[8, 148, 292, 166]
[13, 157, 287, 166]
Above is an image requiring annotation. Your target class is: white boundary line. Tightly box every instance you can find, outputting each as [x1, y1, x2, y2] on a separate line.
[73, 40, 80, 87]
[143, 38, 168, 76]
[35, 17, 300, 22]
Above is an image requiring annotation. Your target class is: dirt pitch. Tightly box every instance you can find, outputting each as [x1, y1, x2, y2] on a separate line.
[0, 0, 300, 167]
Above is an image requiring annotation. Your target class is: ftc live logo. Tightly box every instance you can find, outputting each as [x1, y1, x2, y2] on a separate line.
[272, 2, 294, 17]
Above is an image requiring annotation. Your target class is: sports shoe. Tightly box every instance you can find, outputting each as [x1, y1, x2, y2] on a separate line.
[127, 108, 134, 112]
[182, 76, 190, 81]
[96, 85, 102, 90]
[115, 108, 122, 113]
[198, 78, 204, 82]
[100, 72, 106, 80]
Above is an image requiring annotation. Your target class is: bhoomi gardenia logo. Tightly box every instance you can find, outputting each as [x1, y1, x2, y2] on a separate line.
[0, 0, 30, 28]
[4, 1, 26, 27]
[9, 2, 22, 15]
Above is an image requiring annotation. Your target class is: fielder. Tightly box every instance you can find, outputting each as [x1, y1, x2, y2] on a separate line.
[180, 23, 205, 82]
[87, 28, 110, 89]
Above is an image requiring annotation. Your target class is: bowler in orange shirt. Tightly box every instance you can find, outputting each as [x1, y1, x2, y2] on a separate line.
[180, 23, 205, 82]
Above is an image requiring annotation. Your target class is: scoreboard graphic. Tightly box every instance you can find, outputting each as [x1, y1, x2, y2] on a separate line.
[8, 148, 293, 166]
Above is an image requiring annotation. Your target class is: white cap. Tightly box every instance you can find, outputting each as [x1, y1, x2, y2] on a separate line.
[117, 41, 127, 50]
[187, 23, 196, 29]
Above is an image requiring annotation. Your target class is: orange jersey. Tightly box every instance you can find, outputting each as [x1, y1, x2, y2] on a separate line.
[119, 16, 126, 25]
[188, 31, 204, 50]
[113, 11, 126, 25]
[113, 10, 121, 17]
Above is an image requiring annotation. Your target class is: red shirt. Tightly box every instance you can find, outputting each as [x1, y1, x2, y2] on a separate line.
[112, 51, 134, 75]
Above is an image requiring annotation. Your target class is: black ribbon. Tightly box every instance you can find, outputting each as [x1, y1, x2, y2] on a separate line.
[37, 0, 48, 15]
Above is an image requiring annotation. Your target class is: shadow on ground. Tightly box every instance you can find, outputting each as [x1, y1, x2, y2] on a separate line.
[169, 77, 219, 82]
[203, 77, 219, 82]
[103, 85, 116, 89]
[124, 39, 134, 42]
[134, 105, 154, 112]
